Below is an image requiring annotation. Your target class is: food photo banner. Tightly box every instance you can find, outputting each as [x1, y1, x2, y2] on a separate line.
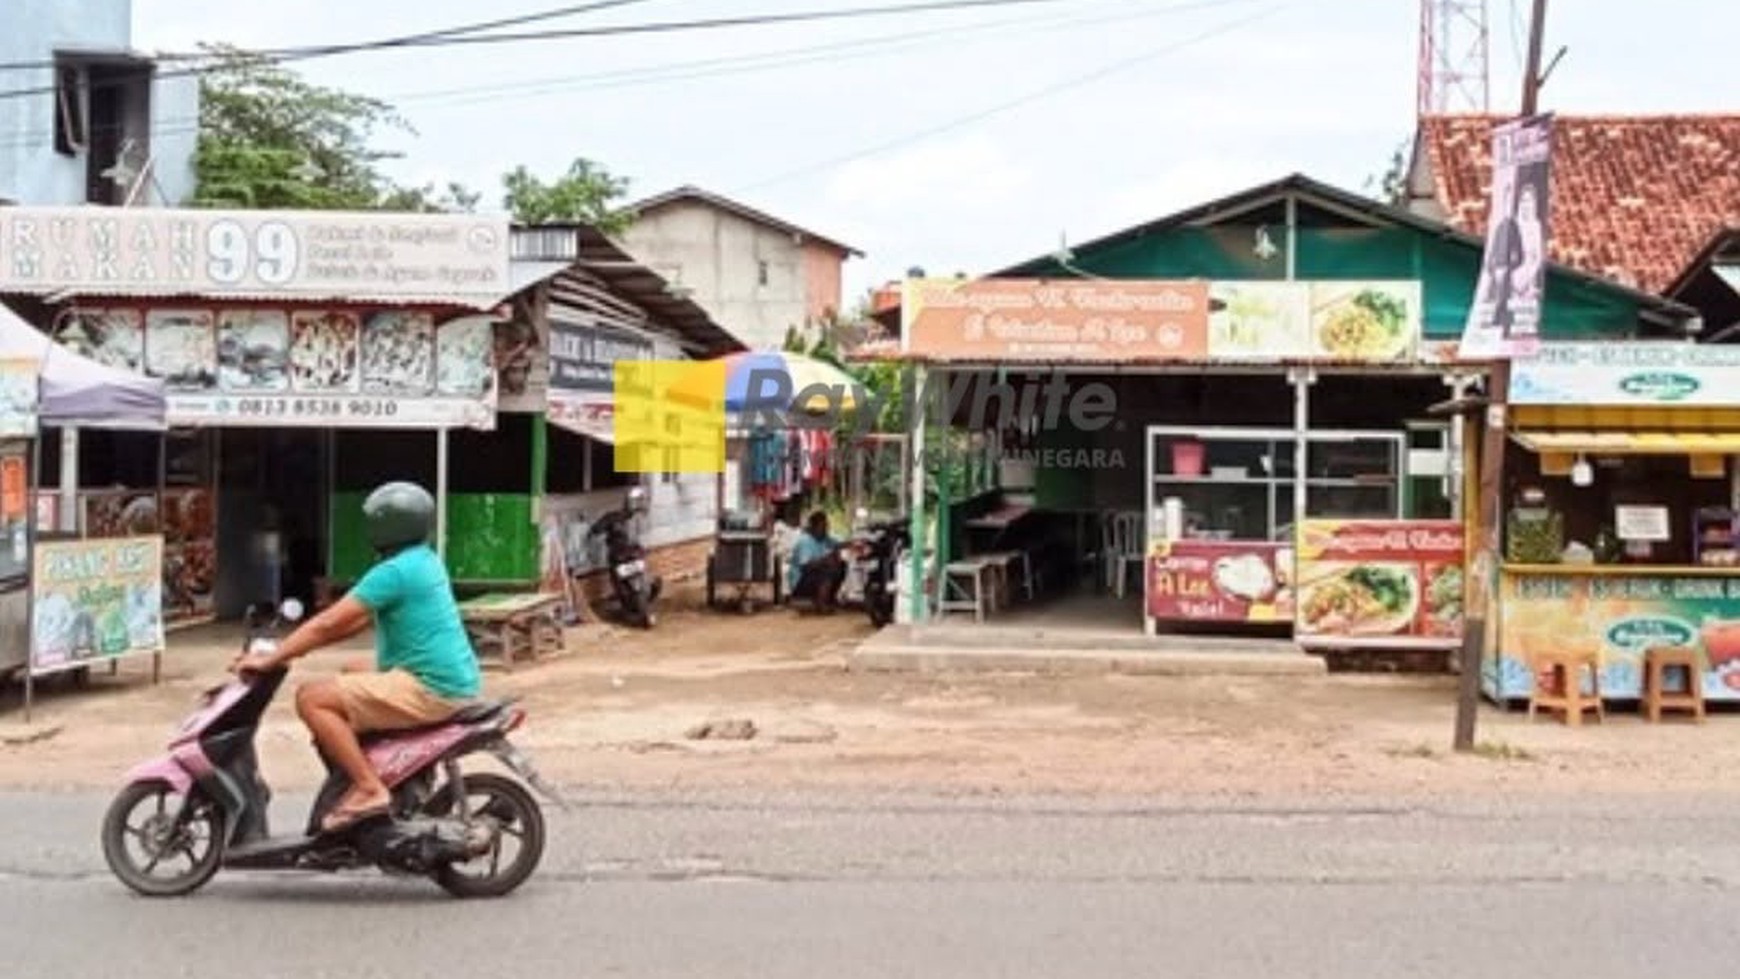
[1293, 520, 1465, 648]
[57, 306, 498, 429]
[0, 207, 509, 305]
[902, 278, 1420, 363]
[30, 535, 165, 674]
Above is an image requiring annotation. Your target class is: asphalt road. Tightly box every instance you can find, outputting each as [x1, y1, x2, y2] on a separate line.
[5, 786, 1740, 978]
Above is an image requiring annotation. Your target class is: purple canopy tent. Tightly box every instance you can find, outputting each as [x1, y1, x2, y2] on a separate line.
[0, 304, 167, 719]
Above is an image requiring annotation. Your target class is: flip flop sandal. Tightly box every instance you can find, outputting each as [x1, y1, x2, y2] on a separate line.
[319, 800, 390, 835]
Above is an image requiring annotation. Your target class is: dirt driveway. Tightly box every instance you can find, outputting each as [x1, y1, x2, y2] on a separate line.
[4, 586, 1738, 799]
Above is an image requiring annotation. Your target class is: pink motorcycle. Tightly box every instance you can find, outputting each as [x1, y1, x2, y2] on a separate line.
[101, 599, 561, 898]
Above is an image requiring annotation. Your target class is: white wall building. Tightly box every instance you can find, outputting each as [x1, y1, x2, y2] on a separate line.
[620, 186, 860, 351]
[0, 0, 198, 206]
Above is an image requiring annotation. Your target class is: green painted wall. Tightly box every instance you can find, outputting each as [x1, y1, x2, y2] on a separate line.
[1023, 221, 1644, 342]
[329, 491, 538, 583]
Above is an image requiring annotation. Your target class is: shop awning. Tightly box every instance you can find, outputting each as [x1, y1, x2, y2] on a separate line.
[1512, 431, 1740, 455]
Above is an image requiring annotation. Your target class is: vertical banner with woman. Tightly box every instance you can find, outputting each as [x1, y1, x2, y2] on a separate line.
[1460, 114, 1554, 359]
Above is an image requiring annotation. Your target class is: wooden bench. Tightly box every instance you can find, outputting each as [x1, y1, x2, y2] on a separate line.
[459, 592, 566, 671]
[939, 559, 995, 623]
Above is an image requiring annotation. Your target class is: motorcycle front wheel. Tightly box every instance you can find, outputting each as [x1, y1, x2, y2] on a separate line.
[101, 780, 225, 897]
[429, 773, 546, 899]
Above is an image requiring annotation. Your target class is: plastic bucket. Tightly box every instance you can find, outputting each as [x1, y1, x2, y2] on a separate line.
[1171, 440, 1205, 477]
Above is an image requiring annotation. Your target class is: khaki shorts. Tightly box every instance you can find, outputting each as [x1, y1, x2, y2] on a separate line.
[332, 669, 466, 733]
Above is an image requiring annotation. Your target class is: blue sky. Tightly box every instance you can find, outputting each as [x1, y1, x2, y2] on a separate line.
[134, 0, 1738, 300]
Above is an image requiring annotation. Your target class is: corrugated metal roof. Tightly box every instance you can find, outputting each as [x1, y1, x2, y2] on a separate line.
[11, 284, 503, 311]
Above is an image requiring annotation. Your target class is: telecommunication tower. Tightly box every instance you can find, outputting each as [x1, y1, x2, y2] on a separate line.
[1417, 0, 1491, 116]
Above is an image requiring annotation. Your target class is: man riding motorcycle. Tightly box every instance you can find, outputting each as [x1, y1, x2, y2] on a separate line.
[233, 482, 481, 834]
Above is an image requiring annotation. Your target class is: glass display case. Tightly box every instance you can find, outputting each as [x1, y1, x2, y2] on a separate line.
[1148, 428, 1404, 542]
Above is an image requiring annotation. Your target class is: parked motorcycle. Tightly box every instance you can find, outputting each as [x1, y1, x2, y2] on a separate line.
[849, 509, 910, 628]
[100, 598, 562, 899]
[588, 486, 661, 629]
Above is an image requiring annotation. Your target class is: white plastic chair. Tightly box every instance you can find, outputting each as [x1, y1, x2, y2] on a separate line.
[1102, 511, 1144, 599]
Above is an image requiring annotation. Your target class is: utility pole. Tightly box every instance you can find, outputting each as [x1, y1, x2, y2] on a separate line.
[1454, 0, 1550, 752]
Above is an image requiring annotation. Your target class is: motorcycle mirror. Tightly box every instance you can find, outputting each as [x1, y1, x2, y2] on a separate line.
[279, 598, 306, 623]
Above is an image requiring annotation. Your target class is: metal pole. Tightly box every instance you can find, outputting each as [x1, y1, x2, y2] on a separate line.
[1457, 0, 1549, 753]
[906, 365, 927, 624]
[435, 428, 449, 559]
[58, 426, 77, 533]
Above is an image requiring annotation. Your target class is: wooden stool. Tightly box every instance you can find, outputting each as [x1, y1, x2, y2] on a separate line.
[939, 559, 994, 622]
[1642, 645, 1706, 723]
[1528, 649, 1604, 726]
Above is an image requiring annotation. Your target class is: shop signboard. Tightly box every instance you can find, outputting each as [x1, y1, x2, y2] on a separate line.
[1488, 570, 1740, 702]
[1293, 520, 1465, 648]
[1145, 539, 1292, 623]
[903, 278, 1210, 361]
[61, 307, 498, 429]
[1207, 281, 1421, 363]
[0, 207, 509, 305]
[1510, 343, 1740, 408]
[545, 318, 654, 440]
[30, 535, 165, 674]
[0, 357, 39, 438]
[902, 278, 1422, 363]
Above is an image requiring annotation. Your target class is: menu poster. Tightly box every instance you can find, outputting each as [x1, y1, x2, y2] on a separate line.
[1146, 539, 1292, 623]
[1294, 520, 1466, 646]
[30, 536, 165, 673]
[67, 305, 497, 430]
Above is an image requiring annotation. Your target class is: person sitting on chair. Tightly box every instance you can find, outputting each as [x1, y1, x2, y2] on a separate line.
[787, 511, 846, 610]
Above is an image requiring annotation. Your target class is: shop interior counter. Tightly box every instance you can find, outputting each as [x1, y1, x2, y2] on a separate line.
[1487, 563, 1740, 703]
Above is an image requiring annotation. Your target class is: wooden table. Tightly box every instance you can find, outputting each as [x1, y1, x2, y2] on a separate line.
[459, 592, 566, 671]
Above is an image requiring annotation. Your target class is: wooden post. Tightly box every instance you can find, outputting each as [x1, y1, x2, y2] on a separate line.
[1456, 0, 1549, 752]
[435, 428, 450, 559]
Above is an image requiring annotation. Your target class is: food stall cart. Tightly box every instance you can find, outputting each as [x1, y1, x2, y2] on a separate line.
[1486, 343, 1740, 703]
[0, 305, 169, 718]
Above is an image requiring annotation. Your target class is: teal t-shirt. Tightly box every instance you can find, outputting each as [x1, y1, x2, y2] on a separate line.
[349, 544, 481, 700]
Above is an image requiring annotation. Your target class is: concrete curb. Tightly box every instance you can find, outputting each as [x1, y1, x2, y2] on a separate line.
[848, 645, 1327, 677]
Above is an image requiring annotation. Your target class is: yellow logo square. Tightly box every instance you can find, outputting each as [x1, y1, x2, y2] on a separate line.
[613, 360, 727, 473]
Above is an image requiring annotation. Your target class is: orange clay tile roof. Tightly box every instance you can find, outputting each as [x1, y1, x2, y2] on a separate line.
[1417, 114, 1740, 293]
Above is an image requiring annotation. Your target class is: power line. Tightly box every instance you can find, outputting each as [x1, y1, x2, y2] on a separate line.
[0, 0, 1180, 102]
[735, 1, 1287, 193]
[0, 0, 660, 72]
[0, 0, 1245, 153]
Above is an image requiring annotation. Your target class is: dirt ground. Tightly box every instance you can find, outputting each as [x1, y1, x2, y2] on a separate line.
[5, 582, 1740, 799]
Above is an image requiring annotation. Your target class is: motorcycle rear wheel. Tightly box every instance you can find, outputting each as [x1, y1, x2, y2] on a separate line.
[429, 773, 546, 899]
[101, 780, 225, 897]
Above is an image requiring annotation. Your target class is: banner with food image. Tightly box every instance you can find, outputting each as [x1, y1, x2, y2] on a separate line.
[1306, 282, 1419, 362]
[1202, 281, 1420, 363]
[145, 309, 219, 391]
[1207, 282, 1311, 359]
[77, 304, 499, 429]
[1294, 520, 1464, 647]
[1146, 539, 1293, 623]
[59, 309, 144, 372]
[216, 310, 290, 392]
[30, 536, 165, 674]
[1490, 571, 1740, 702]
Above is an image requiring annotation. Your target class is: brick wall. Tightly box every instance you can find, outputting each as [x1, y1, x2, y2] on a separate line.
[570, 536, 711, 606]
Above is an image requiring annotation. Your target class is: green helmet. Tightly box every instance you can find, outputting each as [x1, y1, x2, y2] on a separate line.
[362, 482, 434, 553]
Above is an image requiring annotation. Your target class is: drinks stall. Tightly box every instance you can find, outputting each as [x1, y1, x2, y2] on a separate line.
[1486, 343, 1740, 702]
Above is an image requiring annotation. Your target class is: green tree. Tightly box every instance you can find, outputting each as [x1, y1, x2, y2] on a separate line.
[1366, 137, 1413, 207]
[193, 46, 412, 209]
[501, 158, 632, 231]
[193, 48, 631, 226]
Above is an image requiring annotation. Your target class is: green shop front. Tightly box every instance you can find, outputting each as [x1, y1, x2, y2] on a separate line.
[887, 176, 1695, 651]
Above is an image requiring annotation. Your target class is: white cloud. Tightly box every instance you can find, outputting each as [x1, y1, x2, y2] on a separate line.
[824, 135, 1030, 211]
